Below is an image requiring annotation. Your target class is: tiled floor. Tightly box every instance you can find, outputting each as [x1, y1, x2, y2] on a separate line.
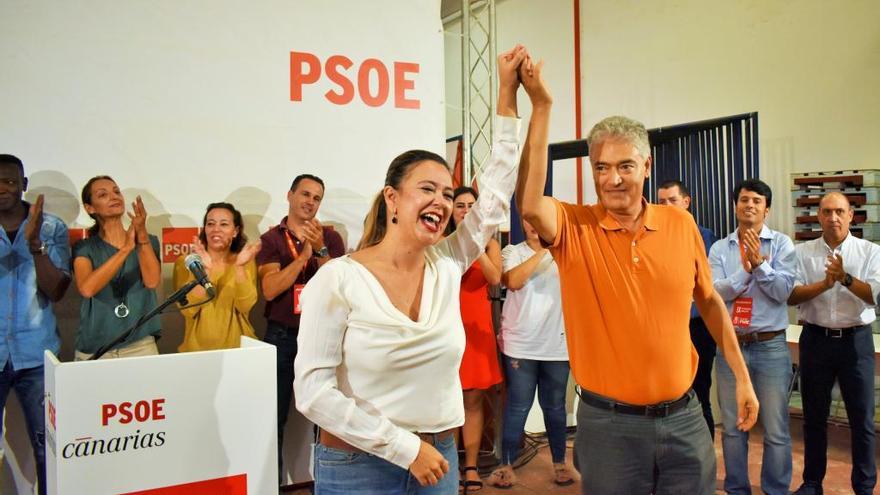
[287, 416, 878, 494]
[476, 416, 875, 494]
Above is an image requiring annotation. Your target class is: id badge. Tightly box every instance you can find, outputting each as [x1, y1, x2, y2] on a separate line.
[732, 297, 753, 328]
[293, 284, 305, 315]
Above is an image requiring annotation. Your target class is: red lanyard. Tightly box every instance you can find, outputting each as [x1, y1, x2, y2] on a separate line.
[282, 227, 310, 286]
[282, 229, 300, 260]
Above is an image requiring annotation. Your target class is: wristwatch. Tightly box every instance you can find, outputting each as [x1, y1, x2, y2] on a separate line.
[29, 241, 48, 256]
[316, 246, 330, 258]
[843, 273, 854, 287]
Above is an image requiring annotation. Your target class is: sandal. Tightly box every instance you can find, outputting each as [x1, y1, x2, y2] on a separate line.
[486, 465, 515, 489]
[553, 463, 575, 487]
[461, 466, 484, 492]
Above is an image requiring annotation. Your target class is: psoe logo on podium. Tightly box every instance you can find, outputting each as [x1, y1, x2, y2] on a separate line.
[121, 474, 247, 495]
[60, 398, 168, 460]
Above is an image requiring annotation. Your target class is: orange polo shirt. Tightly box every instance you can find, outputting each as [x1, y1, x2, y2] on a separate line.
[549, 199, 715, 405]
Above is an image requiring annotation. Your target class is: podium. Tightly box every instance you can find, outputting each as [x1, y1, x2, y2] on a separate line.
[44, 337, 277, 495]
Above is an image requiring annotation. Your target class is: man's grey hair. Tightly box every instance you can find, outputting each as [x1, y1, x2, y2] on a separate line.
[587, 116, 651, 159]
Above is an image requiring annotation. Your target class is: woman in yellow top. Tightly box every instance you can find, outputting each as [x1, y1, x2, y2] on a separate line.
[173, 202, 261, 351]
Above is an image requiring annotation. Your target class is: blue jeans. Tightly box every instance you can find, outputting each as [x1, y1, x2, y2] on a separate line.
[0, 361, 47, 495]
[314, 435, 459, 494]
[574, 390, 715, 494]
[716, 333, 792, 495]
[263, 320, 298, 483]
[500, 355, 569, 464]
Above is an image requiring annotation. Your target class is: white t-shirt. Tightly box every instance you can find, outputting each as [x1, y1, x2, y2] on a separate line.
[500, 242, 568, 361]
[293, 116, 521, 470]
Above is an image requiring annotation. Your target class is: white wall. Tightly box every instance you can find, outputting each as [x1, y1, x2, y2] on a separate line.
[447, 0, 880, 231]
[579, 0, 880, 235]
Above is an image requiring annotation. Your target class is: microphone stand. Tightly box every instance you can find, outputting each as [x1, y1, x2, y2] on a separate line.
[89, 280, 210, 361]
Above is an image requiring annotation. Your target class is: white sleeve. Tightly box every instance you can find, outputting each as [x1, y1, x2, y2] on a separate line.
[501, 243, 520, 273]
[436, 116, 521, 273]
[793, 243, 807, 287]
[862, 243, 880, 307]
[293, 261, 421, 469]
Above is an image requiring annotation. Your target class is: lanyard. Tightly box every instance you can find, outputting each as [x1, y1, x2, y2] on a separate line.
[281, 228, 309, 285]
[100, 237, 130, 318]
[282, 229, 300, 260]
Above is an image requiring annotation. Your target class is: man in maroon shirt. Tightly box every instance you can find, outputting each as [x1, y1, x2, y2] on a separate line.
[256, 174, 345, 484]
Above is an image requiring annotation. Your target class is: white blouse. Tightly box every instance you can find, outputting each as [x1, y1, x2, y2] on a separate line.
[294, 116, 521, 469]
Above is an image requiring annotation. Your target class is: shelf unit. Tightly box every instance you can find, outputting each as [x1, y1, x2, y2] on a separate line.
[791, 170, 880, 242]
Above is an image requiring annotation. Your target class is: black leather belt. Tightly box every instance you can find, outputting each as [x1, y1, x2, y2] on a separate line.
[736, 329, 785, 344]
[804, 322, 868, 338]
[577, 388, 693, 418]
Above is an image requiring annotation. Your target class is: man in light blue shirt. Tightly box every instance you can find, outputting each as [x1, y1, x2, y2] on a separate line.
[0, 154, 71, 495]
[708, 178, 795, 495]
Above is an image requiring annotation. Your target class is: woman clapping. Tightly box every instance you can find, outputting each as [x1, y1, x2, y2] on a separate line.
[174, 202, 261, 352]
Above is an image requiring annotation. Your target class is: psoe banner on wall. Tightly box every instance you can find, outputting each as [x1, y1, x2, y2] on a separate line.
[44, 338, 276, 495]
[0, 0, 445, 253]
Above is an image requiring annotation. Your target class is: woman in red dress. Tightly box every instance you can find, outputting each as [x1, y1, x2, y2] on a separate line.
[449, 186, 503, 492]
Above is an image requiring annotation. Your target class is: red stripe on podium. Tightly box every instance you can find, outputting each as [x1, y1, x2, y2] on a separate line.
[121, 474, 247, 494]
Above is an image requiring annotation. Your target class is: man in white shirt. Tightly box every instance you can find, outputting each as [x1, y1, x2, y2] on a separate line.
[788, 192, 879, 495]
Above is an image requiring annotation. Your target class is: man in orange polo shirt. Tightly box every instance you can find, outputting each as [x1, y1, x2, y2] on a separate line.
[515, 68, 758, 495]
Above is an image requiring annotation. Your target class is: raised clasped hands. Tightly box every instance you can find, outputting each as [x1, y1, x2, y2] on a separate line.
[497, 44, 527, 92]
[517, 51, 552, 108]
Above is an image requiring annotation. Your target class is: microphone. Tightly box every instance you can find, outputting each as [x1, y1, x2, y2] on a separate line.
[184, 253, 216, 298]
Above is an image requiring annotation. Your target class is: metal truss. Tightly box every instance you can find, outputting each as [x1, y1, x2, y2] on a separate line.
[461, 0, 496, 187]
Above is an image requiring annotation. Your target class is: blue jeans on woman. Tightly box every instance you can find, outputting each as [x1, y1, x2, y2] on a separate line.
[716, 333, 792, 495]
[500, 355, 570, 465]
[314, 434, 459, 494]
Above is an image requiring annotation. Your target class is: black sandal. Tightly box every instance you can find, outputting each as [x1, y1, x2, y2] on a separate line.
[461, 466, 484, 493]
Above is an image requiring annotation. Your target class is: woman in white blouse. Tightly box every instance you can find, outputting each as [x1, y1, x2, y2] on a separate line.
[294, 46, 550, 494]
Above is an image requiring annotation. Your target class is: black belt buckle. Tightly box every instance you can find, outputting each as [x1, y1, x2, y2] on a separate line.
[825, 328, 844, 338]
[645, 402, 671, 418]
